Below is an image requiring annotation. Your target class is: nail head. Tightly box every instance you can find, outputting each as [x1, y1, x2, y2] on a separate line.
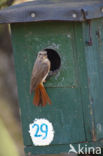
[72, 13, 77, 18]
[31, 13, 36, 18]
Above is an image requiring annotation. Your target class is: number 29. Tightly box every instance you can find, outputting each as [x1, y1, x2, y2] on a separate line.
[32, 123, 48, 140]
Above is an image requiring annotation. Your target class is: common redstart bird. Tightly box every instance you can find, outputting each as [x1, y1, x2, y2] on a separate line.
[30, 50, 51, 106]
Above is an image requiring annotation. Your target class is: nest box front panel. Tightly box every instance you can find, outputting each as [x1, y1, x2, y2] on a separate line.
[11, 22, 87, 147]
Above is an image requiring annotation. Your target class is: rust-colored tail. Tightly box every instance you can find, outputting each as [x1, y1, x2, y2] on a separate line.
[33, 83, 51, 106]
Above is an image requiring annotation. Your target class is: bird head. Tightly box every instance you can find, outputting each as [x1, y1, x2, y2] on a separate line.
[38, 50, 47, 59]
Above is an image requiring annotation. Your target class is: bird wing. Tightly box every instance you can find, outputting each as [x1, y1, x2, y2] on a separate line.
[30, 58, 50, 93]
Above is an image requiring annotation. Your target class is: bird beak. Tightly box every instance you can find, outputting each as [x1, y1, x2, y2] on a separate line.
[43, 56, 47, 59]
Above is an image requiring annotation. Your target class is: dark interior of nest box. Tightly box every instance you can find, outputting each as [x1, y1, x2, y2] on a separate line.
[45, 48, 61, 72]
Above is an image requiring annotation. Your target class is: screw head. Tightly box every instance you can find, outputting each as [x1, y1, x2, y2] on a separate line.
[31, 12, 36, 18]
[72, 13, 77, 18]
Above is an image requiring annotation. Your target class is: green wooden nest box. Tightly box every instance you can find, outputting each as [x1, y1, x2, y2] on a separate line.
[0, 0, 103, 155]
